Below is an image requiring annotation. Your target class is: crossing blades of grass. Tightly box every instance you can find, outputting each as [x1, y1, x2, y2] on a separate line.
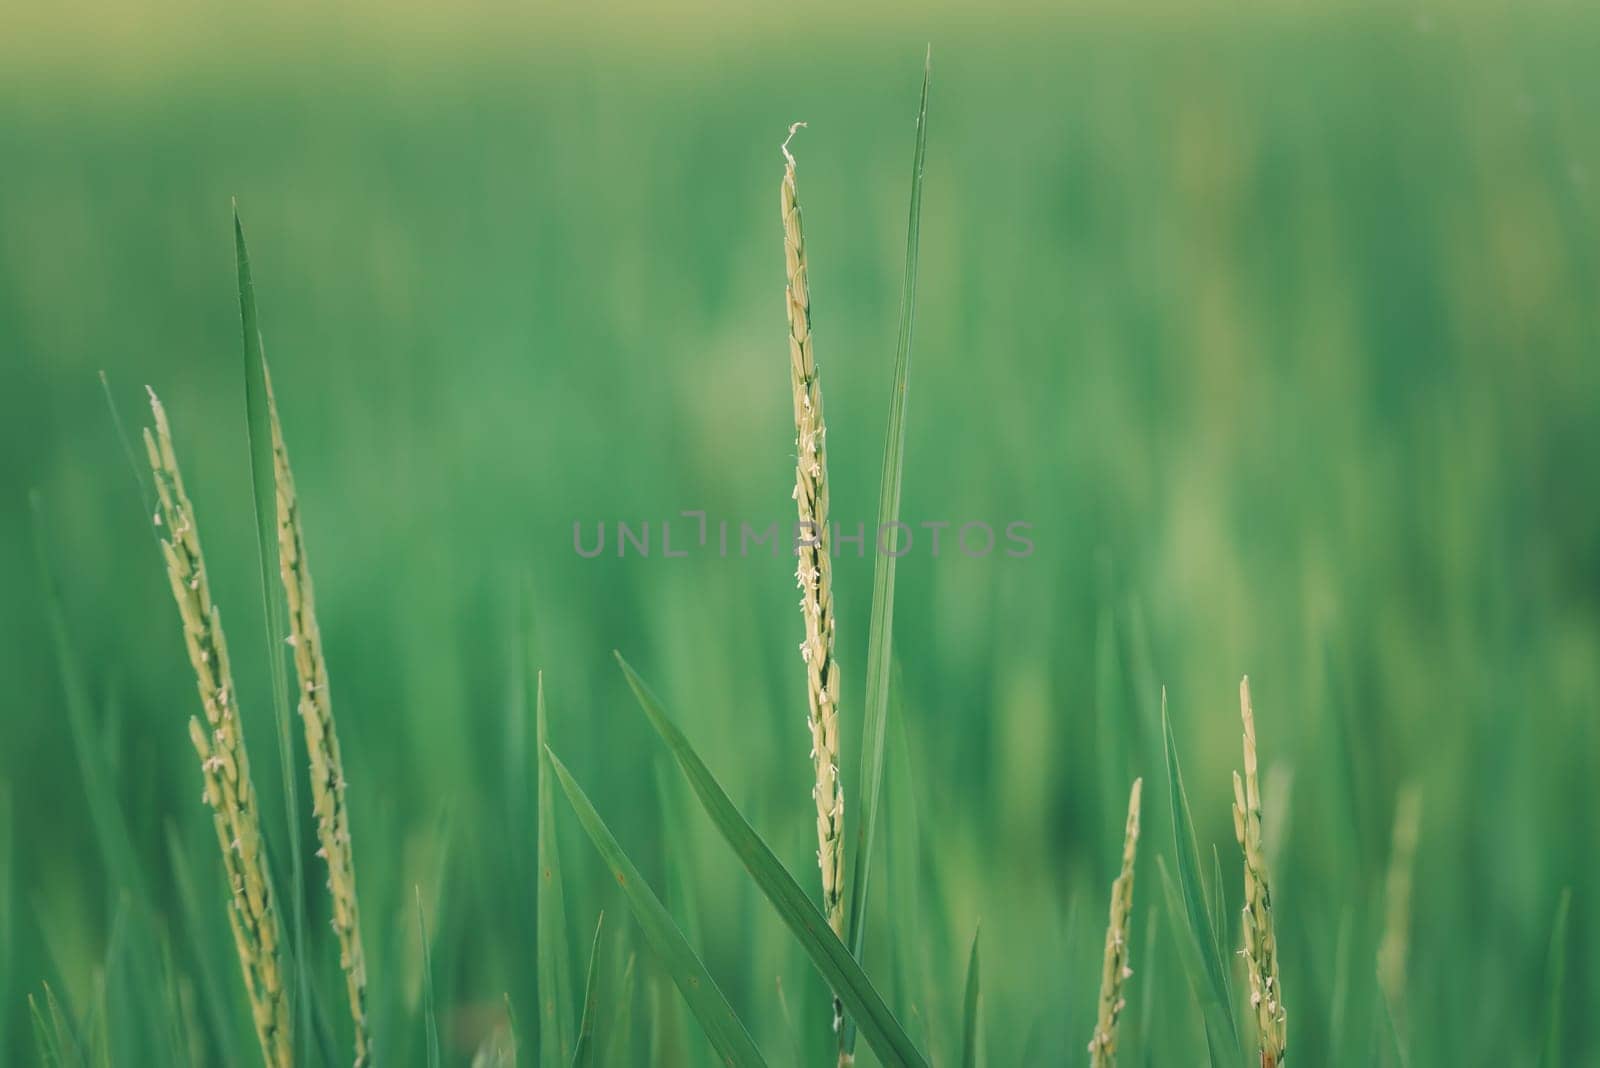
[545, 746, 768, 1068]
[29, 984, 83, 1068]
[535, 671, 577, 1064]
[1158, 694, 1240, 1064]
[573, 913, 604, 1068]
[846, 48, 931, 1058]
[233, 206, 310, 1054]
[960, 925, 980, 1068]
[615, 653, 929, 1068]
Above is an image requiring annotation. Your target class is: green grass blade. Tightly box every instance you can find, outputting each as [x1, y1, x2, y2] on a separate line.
[416, 885, 441, 1068]
[1329, 910, 1354, 1066]
[154, 934, 199, 1068]
[1207, 844, 1231, 984]
[164, 824, 239, 1060]
[97, 370, 157, 522]
[654, 765, 708, 1065]
[505, 992, 523, 1065]
[546, 747, 768, 1068]
[30, 494, 151, 906]
[773, 976, 805, 1068]
[960, 924, 981, 1068]
[1540, 888, 1572, 1068]
[846, 51, 931, 1054]
[232, 206, 309, 1056]
[1154, 861, 1232, 1068]
[33, 495, 174, 1059]
[885, 676, 933, 1051]
[35, 983, 86, 1068]
[616, 654, 929, 1068]
[1158, 693, 1240, 1059]
[536, 670, 578, 1063]
[0, 783, 11, 1058]
[1135, 900, 1161, 1062]
[1375, 979, 1407, 1068]
[604, 953, 637, 1068]
[30, 993, 65, 1068]
[572, 913, 605, 1068]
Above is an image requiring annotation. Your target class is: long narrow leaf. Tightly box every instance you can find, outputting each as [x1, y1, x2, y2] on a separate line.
[34, 984, 86, 1068]
[1207, 845, 1230, 980]
[1376, 980, 1407, 1068]
[33, 495, 175, 1060]
[30, 495, 151, 906]
[605, 953, 637, 1068]
[1155, 861, 1234, 1068]
[1159, 693, 1240, 1060]
[416, 887, 441, 1068]
[29, 990, 70, 1068]
[97, 370, 157, 522]
[846, 50, 932, 1056]
[960, 925, 981, 1068]
[573, 913, 605, 1068]
[163, 826, 239, 1059]
[1540, 888, 1572, 1068]
[536, 671, 577, 1063]
[616, 654, 929, 1068]
[233, 208, 309, 1053]
[546, 748, 767, 1068]
[0, 783, 11, 1058]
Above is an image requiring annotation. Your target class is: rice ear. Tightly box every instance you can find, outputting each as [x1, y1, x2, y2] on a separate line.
[264, 363, 372, 1066]
[145, 388, 292, 1068]
[782, 125, 851, 1044]
[1089, 778, 1141, 1066]
[1234, 677, 1287, 1067]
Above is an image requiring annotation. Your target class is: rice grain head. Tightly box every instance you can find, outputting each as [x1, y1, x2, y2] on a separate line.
[1233, 676, 1287, 1067]
[781, 122, 845, 943]
[144, 388, 292, 1068]
[265, 364, 371, 1066]
[1089, 778, 1141, 1066]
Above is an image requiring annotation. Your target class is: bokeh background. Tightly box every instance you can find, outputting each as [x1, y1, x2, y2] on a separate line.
[3, 2, 1597, 1064]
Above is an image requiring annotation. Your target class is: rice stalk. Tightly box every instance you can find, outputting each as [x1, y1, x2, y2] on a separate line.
[781, 124, 846, 944]
[1232, 677, 1286, 1068]
[144, 388, 291, 1068]
[264, 364, 370, 1065]
[1089, 778, 1141, 1066]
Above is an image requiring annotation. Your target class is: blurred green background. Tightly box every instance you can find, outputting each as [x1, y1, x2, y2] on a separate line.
[3, 2, 1597, 1064]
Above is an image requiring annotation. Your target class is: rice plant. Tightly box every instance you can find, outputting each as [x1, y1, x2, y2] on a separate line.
[1233, 676, 1287, 1067]
[8, 18, 1596, 1068]
[264, 363, 371, 1065]
[143, 389, 292, 1068]
[1088, 778, 1141, 1066]
[781, 119, 846, 947]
